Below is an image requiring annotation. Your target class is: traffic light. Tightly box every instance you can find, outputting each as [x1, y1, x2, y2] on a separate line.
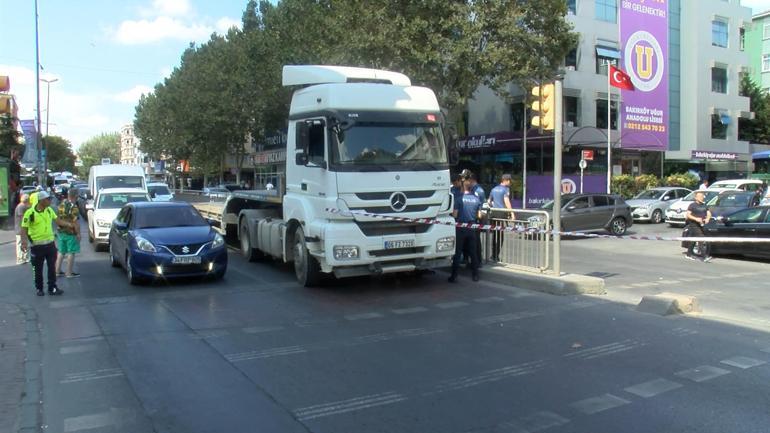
[0, 94, 13, 115]
[531, 83, 555, 130]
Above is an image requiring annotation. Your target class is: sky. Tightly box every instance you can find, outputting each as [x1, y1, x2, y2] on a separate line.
[1, 0, 770, 152]
[0, 0, 246, 151]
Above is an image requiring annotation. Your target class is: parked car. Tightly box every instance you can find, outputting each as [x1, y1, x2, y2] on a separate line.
[704, 206, 770, 259]
[666, 189, 723, 227]
[87, 188, 151, 250]
[147, 182, 174, 202]
[627, 187, 691, 224]
[108, 202, 227, 284]
[708, 179, 764, 192]
[20, 185, 38, 195]
[707, 190, 761, 219]
[75, 186, 93, 218]
[539, 193, 632, 235]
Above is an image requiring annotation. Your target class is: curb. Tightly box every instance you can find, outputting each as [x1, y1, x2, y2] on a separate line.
[479, 264, 606, 296]
[15, 305, 43, 433]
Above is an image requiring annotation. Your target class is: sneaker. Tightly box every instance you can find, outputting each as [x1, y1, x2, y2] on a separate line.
[48, 287, 64, 296]
[684, 254, 697, 261]
[57, 271, 65, 277]
[448, 274, 457, 283]
[66, 273, 81, 278]
[36, 289, 44, 297]
[700, 256, 713, 263]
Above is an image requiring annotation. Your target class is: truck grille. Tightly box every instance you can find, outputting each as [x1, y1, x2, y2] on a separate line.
[352, 204, 431, 214]
[355, 221, 432, 236]
[355, 191, 435, 200]
[369, 247, 425, 257]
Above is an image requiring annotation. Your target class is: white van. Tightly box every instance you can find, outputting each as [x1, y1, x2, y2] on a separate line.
[88, 165, 147, 196]
[708, 179, 764, 192]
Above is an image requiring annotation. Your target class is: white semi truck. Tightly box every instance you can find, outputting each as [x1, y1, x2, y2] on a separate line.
[195, 65, 457, 286]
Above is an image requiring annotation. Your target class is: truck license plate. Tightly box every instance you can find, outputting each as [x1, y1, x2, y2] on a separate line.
[384, 240, 415, 249]
[172, 256, 202, 264]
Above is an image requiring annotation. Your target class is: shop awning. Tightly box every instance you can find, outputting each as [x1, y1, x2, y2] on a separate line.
[596, 45, 621, 59]
[753, 150, 770, 160]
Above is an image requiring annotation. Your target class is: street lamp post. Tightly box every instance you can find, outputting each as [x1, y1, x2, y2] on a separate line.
[34, 0, 44, 185]
[40, 78, 58, 137]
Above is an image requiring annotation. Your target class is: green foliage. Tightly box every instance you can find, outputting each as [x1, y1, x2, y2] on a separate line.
[634, 174, 659, 191]
[664, 172, 699, 189]
[134, 0, 578, 174]
[77, 132, 120, 178]
[43, 135, 76, 173]
[611, 175, 636, 198]
[739, 74, 770, 144]
[0, 115, 22, 159]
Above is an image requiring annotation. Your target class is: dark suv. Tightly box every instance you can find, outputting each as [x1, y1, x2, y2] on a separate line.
[541, 193, 633, 235]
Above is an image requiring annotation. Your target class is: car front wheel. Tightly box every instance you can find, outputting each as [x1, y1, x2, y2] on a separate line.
[651, 209, 663, 224]
[609, 217, 627, 236]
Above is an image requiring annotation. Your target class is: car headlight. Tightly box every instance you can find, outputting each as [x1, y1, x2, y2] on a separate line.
[333, 245, 359, 260]
[436, 236, 455, 252]
[135, 236, 156, 253]
[211, 233, 225, 249]
[96, 219, 111, 228]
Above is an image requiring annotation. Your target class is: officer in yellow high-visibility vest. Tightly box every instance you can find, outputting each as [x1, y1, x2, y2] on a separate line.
[20, 191, 71, 296]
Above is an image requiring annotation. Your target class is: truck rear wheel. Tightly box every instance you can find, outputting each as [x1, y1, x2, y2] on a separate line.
[293, 227, 321, 287]
[239, 219, 262, 262]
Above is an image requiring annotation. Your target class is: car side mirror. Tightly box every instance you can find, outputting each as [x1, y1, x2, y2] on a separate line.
[113, 221, 128, 231]
[662, 196, 670, 201]
[85, 202, 94, 211]
[566, 205, 577, 211]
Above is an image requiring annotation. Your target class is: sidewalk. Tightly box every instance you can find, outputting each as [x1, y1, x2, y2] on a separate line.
[0, 303, 28, 433]
[0, 228, 16, 246]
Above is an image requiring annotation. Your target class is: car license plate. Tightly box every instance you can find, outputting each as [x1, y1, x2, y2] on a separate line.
[172, 256, 202, 264]
[384, 239, 415, 249]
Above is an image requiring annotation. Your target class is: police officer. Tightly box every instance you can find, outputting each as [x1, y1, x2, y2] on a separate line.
[488, 174, 514, 261]
[449, 177, 482, 283]
[20, 191, 69, 296]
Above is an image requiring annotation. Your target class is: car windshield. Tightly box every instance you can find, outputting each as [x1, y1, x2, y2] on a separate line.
[683, 190, 719, 201]
[97, 193, 149, 209]
[96, 176, 144, 190]
[134, 206, 208, 229]
[148, 185, 171, 196]
[331, 122, 448, 168]
[713, 193, 753, 207]
[633, 190, 665, 200]
[711, 183, 737, 189]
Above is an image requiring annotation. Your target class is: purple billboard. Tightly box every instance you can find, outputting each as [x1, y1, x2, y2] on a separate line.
[525, 175, 607, 208]
[620, 0, 668, 151]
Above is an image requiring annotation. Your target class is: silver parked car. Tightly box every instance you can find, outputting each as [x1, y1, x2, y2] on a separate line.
[627, 187, 692, 224]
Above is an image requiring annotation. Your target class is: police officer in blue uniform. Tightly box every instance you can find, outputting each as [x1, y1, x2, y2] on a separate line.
[449, 176, 482, 283]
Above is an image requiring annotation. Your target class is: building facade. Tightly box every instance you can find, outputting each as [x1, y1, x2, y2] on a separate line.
[745, 9, 770, 92]
[463, 0, 753, 190]
[119, 123, 143, 166]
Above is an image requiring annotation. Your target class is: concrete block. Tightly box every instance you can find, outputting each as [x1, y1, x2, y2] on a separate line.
[478, 264, 606, 296]
[636, 292, 700, 316]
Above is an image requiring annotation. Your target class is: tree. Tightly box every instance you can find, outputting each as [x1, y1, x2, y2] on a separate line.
[77, 132, 120, 177]
[0, 115, 21, 159]
[43, 135, 76, 172]
[739, 74, 770, 144]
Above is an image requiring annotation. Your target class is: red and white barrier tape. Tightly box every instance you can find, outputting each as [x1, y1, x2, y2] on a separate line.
[325, 208, 770, 243]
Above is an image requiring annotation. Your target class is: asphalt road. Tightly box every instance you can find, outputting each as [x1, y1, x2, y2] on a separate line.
[1, 219, 770, 433]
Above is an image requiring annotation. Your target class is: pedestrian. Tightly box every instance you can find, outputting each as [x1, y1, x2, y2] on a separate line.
[450, 173, 463, 209]
[684, 191, 712, 262]
[449, 177, 482, 283]
[468, 172, 486, 265]
[14, 194, 30, 265]
[19, 191, 68, 296]
[488, 174, 515, 261]
[55, 188, 81, 278]
[698, 179, 709, 190]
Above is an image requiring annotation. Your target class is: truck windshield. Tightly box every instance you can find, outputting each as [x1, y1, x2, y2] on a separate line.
[96, 176, 145, 190]
[331, 123, 447, 170]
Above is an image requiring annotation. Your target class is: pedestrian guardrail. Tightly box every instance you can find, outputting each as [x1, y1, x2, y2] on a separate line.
[482, 208, 551, 273]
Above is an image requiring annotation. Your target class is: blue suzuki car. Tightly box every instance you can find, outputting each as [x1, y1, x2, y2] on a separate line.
[108, 201, 227, 284]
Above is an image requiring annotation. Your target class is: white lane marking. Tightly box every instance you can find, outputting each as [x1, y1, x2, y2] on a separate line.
[474, 296, 506, 303]
[226, 345, 308, 362]
[293, 392, 407, 421]
[503, 410, 571, 433]
[63, 411, 117, 432]
[197, 329, 229, 339]
[347, 328, 444, 346]
[241, 325, 285, 334]
[474, 311, 542, 326]
[435, 301, 470, 309]
[295, 318, 338, 327]
[720, 356, 767, 369]
[391, 307, 429, 315]
[59, 344, 97, 355]
[433, 360, 548, 393]
[674, 365, 731, 383]
[624, 378, 682, 398]
[563, 340, 643, 360]
[507, 291, 535, 298]
[60, 368, 124, 384]
[569, 393, 630, 415]
[345, 312, 385, 321]
[669, 327, 698, 337]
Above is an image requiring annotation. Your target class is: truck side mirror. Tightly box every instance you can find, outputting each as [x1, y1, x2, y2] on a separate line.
[295, 152, 308, 166]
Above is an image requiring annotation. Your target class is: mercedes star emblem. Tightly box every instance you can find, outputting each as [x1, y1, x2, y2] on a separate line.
[182, 246, 190, 254]
[389, 192, 407, 212]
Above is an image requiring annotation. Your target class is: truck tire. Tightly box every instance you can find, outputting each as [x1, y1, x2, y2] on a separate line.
[293, 227, 321, 287]
[239, 219, 262, 262]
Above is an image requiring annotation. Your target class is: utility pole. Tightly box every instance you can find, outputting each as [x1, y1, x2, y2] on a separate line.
[34, 0, 44, 186]
[552, 78, 563, 276]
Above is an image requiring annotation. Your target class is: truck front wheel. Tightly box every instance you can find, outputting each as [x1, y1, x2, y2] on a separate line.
[293, 227, 321, 287]
[239, 219, 262, 262]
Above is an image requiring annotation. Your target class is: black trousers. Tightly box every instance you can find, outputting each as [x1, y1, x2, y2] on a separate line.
[452, 228, 479, 275]
[30, 242, 58, 291]
[686, 224, 710, 258]
[490, 210, 508, 261]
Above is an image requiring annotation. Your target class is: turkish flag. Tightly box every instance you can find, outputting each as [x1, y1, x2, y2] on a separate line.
[609, 65, 635, 90]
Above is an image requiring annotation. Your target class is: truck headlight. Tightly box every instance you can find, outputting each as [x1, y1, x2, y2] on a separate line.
[135, 236, 157, 253]
[96, 219, 111, 228]
[436, 236, 455, 252]
[333, 245, 359, 260]
[211, 233, 225, 249]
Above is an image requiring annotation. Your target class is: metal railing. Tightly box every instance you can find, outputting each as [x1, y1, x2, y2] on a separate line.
[481, 207, 551, 273]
